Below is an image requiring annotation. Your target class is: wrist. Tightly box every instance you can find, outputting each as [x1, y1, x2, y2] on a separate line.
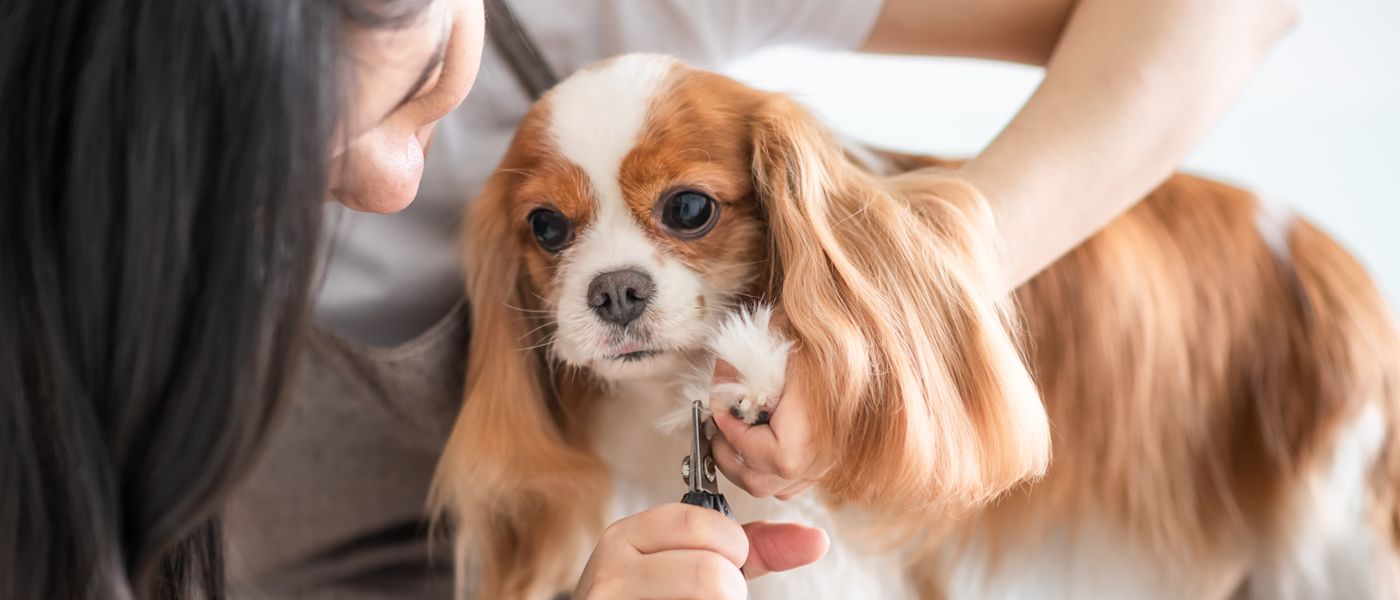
[945, 165, 1023, 294]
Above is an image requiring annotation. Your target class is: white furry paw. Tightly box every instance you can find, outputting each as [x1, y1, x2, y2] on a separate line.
[707, 306, 792, 425]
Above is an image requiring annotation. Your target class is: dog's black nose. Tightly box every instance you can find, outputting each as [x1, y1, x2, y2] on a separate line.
[588, 269, 654, 326]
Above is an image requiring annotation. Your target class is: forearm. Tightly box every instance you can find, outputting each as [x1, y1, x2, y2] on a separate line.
[959, 0, 1299, 290]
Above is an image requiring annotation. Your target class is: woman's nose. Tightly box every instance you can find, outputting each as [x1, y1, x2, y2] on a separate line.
[328, 124, 428, 214]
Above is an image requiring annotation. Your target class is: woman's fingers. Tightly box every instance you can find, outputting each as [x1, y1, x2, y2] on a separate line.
[713, 435, 818, 500]
[635, 550, 750, 599]
[576, 504, 829, 599]
[712, 435, 791, 498]
[578, 504, 751, 599]
[740, 522, 831, 579]
[712, 403, 813, 481]
[581, 548, 748, 600]
[610, 503, 748, 566]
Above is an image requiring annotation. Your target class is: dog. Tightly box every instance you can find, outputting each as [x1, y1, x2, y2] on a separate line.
[429, 53, 1400, 599]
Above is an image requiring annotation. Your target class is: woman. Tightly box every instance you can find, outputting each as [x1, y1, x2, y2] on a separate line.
[0, 0, 1297, 598]
[0, 1, 820, 598]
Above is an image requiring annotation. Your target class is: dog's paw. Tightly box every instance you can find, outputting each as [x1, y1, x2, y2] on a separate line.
[707, 306, 792, 426]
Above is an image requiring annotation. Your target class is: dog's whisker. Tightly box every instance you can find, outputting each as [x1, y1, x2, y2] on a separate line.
[518, 320, 558, 341]
[504, 302, 555, 315]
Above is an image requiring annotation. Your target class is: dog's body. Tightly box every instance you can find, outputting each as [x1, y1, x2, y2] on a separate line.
[431, 54, 1400, 599]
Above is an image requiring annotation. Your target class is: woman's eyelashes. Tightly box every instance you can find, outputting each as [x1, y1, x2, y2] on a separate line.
[657, 190, 719, 239]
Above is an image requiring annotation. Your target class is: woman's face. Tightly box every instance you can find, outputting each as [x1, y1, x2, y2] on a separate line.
[329, 0, 484, 213]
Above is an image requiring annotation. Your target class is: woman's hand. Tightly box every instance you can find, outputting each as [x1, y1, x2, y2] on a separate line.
[709, 356, 834, 500]
[574, 503, 829, 599]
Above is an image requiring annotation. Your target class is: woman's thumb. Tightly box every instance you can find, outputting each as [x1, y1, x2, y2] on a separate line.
[740, 521, 829, 579]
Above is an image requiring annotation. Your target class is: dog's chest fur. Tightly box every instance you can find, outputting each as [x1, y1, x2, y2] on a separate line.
[586, 378, 916, 599]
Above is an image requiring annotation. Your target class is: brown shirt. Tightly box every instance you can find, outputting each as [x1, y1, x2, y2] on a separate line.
[224, 302, 468, 599]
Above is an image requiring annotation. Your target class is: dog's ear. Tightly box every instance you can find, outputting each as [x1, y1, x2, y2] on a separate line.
[430, 167, 606, 600]
[749, 95, 1050, 515]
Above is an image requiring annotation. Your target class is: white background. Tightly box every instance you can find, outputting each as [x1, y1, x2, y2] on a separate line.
[724, 0, 1398, 308]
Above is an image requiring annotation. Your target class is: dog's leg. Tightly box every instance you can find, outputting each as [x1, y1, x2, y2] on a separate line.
[707, 305, 793, 425]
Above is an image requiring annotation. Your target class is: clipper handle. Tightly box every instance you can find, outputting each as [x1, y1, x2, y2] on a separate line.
[681, 490, 734, 520]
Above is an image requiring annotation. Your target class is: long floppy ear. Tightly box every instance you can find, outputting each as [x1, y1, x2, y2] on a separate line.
[429, 168, 607, 600]
[749, 95, 1050, 516]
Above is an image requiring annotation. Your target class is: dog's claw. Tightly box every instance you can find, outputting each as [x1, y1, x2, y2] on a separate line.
[725, 391, 778, 426]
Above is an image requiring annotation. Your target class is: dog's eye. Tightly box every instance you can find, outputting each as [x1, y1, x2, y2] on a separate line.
[528, 208, 573, 253]
[659, 191, 718, 238]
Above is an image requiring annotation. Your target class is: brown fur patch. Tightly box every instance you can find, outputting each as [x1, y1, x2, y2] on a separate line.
[618, 71, 769, 293]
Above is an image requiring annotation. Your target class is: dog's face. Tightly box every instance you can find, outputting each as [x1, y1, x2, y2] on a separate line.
[490, 55, 770, 381]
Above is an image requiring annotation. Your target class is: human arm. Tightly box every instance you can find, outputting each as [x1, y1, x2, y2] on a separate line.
[860, 0, 1300, 288]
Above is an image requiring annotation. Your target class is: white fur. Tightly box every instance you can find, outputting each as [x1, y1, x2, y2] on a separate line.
[708, 305, 793, 423]
[654, 306, 794, 431]
[952, 520, 1170, 595]
[546, 54, 674, 201]
[1245, 401, 1397, 599]
[589, 377, 915, 600]
[1255, 199, 1295, 261]
[652, 365, 716, 434]
[945, 519, 1238, 600]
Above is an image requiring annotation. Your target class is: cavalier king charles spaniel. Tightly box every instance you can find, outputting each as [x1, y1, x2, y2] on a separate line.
[430, 54, 1400, 599]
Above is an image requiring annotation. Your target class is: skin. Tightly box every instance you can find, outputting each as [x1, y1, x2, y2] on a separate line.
[328, 0, 1300, 595]
[328, 0, 484, 213]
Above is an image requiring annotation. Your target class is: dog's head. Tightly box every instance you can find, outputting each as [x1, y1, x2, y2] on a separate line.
[485, 55, 771, 382]
[432, 54, 1050, 598]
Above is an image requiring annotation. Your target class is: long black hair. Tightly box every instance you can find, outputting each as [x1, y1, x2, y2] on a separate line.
[0, 1, 430, 598]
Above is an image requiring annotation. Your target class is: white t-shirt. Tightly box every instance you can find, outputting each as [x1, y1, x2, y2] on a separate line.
[313, 0, 886, 346]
